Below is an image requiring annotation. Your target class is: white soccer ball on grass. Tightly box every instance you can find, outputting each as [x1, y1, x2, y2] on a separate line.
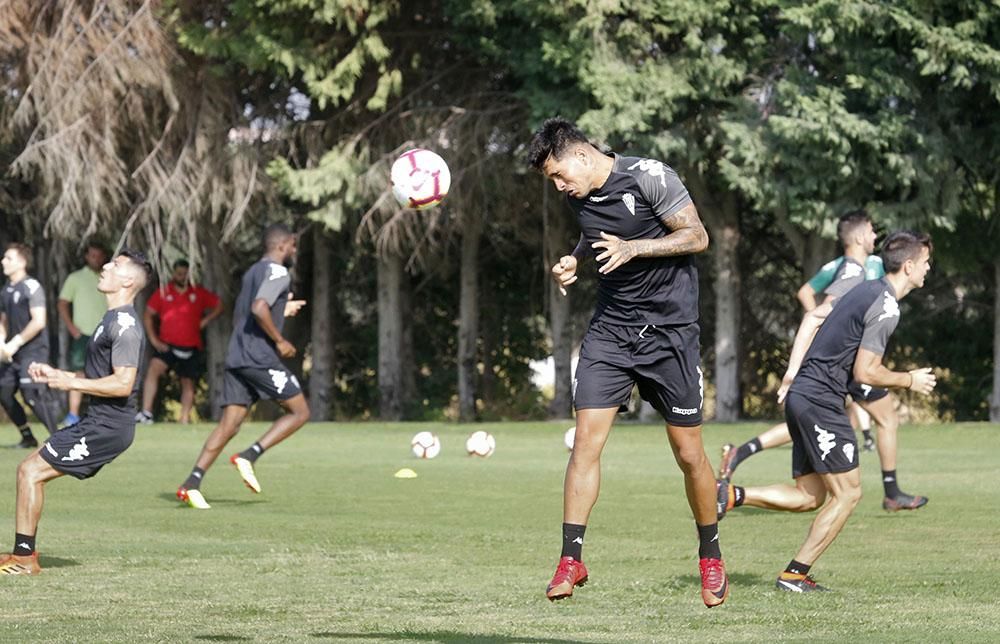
[411, 431, 441, 459]
[465, 430, 496, 458]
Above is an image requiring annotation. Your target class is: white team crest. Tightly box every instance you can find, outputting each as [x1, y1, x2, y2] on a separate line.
[626, 158, 667, 187]
[61, 437, 89, 462]
[116, 311, 137, 336]
[623, 193, 636, 216]
[269, 369, 289, 393]
[268, 263, 289, 281]
[813, 424, 836, 461]
[12, 291, 20, 304]
[842, 442, 855, 464]
[878, 292, 900, 322]
[840, 263, 863, 279]
[94, 325, 105, 341]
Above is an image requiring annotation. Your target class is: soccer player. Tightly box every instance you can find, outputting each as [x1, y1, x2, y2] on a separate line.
[57, 242, 109, 427]
[528, 118, 728, 608]
[136, 259, 223, 424]
[0, 249, 150, 575]
[1, 243, 58, 447]
[717, 231, 936, 592]
[718, 212, 927, 511]
[176, 224, 309, 510]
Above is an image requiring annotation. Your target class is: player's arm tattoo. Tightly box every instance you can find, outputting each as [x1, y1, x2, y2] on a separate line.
[633, 203, 709, 258]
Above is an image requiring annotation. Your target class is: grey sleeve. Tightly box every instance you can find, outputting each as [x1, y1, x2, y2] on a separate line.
[112, 324, 143, 368]
[823, 264, 865, 299]
[254, 263, 290, 306]
[26, 280, 46, 309]
[632, 160, 693, 220]
[859, 295, 900, 355]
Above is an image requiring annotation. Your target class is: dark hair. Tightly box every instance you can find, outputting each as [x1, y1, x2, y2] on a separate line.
[5, 242, 32, 268]
[263, 223, 294, 251]
[117, 248, 153, 286]
[173, 259, 190, 270]
[85, 241, 110, 257]
[881, 231, 933, 273]
[837, 210, 872, 247]
[527, 117, 590, 170]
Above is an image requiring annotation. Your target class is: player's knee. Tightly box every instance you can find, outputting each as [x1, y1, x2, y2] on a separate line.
[798, 492, 825, 511]
[16, 455, 43, 485]
[834, 483, 862, 508]
[672, 443, 705, 473]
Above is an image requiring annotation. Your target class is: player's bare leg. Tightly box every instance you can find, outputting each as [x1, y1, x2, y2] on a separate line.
[848, 400, 876, 451]
[861, 395, 926, 510]
[230, 394, 311, 494]
[718, 422, 792, 480]
[739, 473, 827, 512]
[139, 357, 168, 421]
[546, 406, 616, 601]
[1, 452, 64, 574]
[792, 469, 862, 564]
[177, 405, 249, 508]
[178, 377, 195, 424]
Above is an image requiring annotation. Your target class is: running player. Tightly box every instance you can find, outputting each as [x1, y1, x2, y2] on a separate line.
[137, 259, 223, 424]
[0, 243, 58, 447]
[176, 224, 309, 510]
[717, 231, 936, 591]
[718, 212, 927, 511]
[528, 118, 728, 608]
[0, 249, 150, 575]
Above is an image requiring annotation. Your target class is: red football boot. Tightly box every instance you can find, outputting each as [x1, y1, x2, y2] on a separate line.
[699, 557, 729, 607]
[546, 556, 589, 601]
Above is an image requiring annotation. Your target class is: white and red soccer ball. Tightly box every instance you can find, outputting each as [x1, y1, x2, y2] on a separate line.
[411, 431, 441, 459]
[390, 148, 450, 210]
[465, 430, 496, 458]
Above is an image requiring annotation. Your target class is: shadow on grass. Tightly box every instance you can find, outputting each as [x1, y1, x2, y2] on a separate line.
[311, 633, 597, 644]
[38, 554, 81, 568]
[156, 492, 265, 507]
[194, 636, 252, 642]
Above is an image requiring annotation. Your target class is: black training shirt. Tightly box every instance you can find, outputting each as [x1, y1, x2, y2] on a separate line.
[225, 258, 291, 369]
[1, 276, 48, 360]
[84, 305, 144, 422]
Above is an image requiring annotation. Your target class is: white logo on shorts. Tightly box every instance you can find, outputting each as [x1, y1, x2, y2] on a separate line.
[842, 442, 855, 464]
[269, 369, 289, 394]
[697, 366, 704, 409]
[672, 406, 698, 416]
[44, 442, 58, 458]
[860, 384, 872, 398]
[813, 424, 836, 461]
[61, 437, 89, 462]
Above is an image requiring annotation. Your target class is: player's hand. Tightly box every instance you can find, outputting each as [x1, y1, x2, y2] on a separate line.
[28, 362, 55, 381]
[550, 256, 578, 296]
[284, 293, 307, 317]
[776, 373, 795, 405]
[45, 369, 76, 391]
[276, 338, 297, 358]
[151, 338, 169, 353]
[908, 367, 937, 395]
[0, 345, 12, 364]
[593, 232, 637, 275]
[68, 325, 81, 340]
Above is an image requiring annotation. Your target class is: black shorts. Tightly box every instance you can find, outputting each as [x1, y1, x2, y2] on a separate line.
[152, 345, 203, 380]
[222, 365, 302, 407]
[847, 380, 889, 403]
[574, 320, 704, 426]
[40, 415, 135, 479]
[0, 359, 31, 391]
[785, 391, 859, 478]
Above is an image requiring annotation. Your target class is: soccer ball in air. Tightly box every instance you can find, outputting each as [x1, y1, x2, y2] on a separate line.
[390, 148, 451, 210]
[564, 426, 576, 451]
[465, 430, 496, 458]
[411, 431, 441, 459]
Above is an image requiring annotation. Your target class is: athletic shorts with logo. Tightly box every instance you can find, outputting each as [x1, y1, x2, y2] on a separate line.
[847, 380, 889, 403]
[222, 365, 302, 407]
[574, 320, 704, 426]
[153, 345, 203, 380]
[785, 391, 858, 477]
[40, 417, 135, 480]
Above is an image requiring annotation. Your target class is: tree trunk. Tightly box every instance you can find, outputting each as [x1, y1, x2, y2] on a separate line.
[309, 227, 333, 421]
[544, 184, 573, 419]
[713, 212, 742, 422]
[377, 252, 404, 420]
[457, 215, 482, 422]
[991, 259, 1000, 422]
[200, 240, 233, 421]
[400, 270, 416, 417]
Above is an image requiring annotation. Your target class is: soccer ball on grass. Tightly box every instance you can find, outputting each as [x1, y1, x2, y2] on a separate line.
[465, 430, 496, 458]
[411, 431, 441, 459]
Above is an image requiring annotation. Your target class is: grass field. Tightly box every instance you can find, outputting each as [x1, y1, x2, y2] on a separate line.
[0, 420, 997, 643]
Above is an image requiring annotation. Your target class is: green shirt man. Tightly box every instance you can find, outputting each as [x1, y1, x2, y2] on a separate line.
[57, 244, 108, 376]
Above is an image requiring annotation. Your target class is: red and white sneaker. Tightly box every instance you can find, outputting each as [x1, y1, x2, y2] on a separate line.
[699, 557, 729, 607]
[546, 556, 589, 601]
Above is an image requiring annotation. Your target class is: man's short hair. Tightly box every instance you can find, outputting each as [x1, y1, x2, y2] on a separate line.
[173, 259, 190, 270]
[5, 243, 32, 268]
[85, 241, 110, 257]
[118, 248, 153, 289]
[837, 210, 872, 247]
[527, 117, 590, 170]
[263, 223, 294, 251]
[881, 231, 933, 273]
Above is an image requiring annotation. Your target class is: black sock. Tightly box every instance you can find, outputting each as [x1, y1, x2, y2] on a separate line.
[882, 470, 900, 497]
[862, 429, 873, 442]
[697, 522, 722, 559]
[183, 467, 205, 490]
[239, 442, 265, 463]
[732, 485, 746, 507]
[783, 560, 811, 577]
[561, 523, 586, 561]
[18, 425, 34, 440]
[733, 438, 762, 469]
[13, 533, 35, 556]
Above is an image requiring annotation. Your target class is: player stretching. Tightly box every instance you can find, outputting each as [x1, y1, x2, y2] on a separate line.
[529, 118, 728, 607]
[177, 224, 309, 509]
[717, 231, 936, 592]
[1, 243, 58, 447]
[0, 250, 150, 575]
[718, 212, 927, 511]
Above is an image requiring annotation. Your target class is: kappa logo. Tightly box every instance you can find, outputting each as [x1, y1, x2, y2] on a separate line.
[572, 537, 584, 545]
[813, 424, 836, 461]
[842, 442, 855, 464]
[116, 311, 137, 336]
[626, 158, 668, 187]
[268, 263, 289, 281]
[622, 193, 636, 216]
[878, 292, 900, 322]
[269, 369, 289, 393]
[25, 279, 40, 295]
[840, 263, 863, 279]
[61, 437, 89, 462]
[860, 384, 873, 398]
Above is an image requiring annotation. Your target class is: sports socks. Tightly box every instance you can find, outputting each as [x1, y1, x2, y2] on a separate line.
[882, 470, 900, 498]
[18, 425, 35, 441]
[13, 533, 35, 556]
[239, 442, 265, 463]
[697, 522, 722, 560]
[182, 467, 205, 490]
[782, 559, 810, 577]
[732, 438, 762, 470]
[732, 485, 746, 507]
[862, 429, 874, 443]
[561, 523, 586, 561]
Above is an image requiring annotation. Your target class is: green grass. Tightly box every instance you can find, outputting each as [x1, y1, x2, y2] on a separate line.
[0, 421, 998, 643]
